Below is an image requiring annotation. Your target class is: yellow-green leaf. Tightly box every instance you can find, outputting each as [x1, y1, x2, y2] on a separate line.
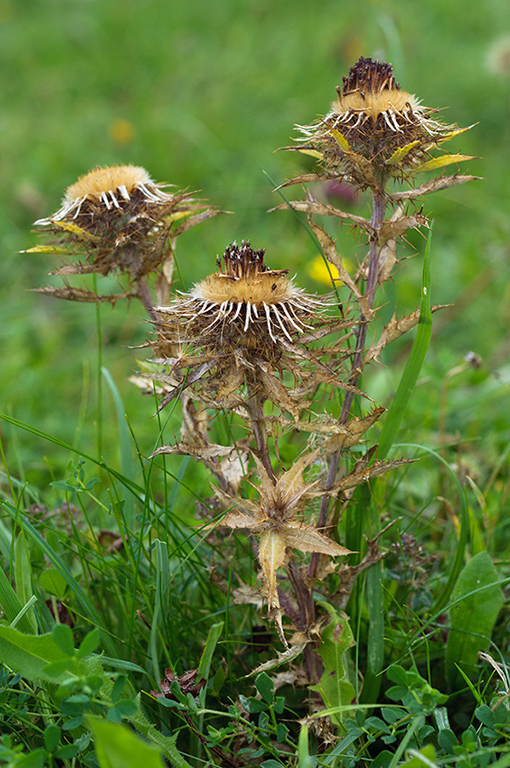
[330, 126, 352, 152]
[21, 245, 74, 255]
[414, 153, 474, 173]
[385, 140, 420, 166]
[296, 148, 324, 159]
[53, 220, 100, 241]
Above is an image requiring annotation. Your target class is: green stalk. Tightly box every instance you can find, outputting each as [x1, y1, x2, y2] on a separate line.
[377, 225, 434, 460]
[362, 225, 434, 703]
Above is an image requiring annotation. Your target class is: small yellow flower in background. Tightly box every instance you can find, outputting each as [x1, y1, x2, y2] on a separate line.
[109, 118, 135, 145]
[307, 254, 352, 286]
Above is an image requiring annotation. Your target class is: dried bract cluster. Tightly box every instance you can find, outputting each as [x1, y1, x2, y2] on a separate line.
[287, 56, 473, 191]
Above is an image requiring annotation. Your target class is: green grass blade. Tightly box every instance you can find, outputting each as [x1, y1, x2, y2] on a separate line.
[14, 532, 38, 633]
[197, 621, 224, 682]
[102, 366, 135, 527]
[0, 563, 36, 635]
[377, 225, 434, 460]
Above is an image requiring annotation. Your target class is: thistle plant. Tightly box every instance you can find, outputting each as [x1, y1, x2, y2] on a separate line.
[25, 55, 476, 707]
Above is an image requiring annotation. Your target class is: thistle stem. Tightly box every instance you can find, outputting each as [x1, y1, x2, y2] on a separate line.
[308, 189, 386, 579]
[246, 382, 276, 483]
[136, 279, 159, 323]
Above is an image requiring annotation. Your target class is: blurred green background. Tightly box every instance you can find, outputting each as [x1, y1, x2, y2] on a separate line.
[1, 0, 508, 477]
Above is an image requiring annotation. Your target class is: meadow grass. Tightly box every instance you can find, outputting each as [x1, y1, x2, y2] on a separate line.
[0, 1, 509, 765]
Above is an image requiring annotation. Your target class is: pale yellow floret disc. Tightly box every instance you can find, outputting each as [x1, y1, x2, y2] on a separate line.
[331, 89, 421, 120]
[195, 273, 296, 306]
[64, 165, 152, 202]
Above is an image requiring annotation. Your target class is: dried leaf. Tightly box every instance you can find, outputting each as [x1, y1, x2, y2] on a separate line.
[307, 219, 362, 299]
[332, 458, 415, 494]
[258, 529, 288, 609]
[247, 643, 307, 676]
[257, 363, 300, 420]
[390, 174, 480, 201]
[32, 286, 126, 304]
[270, 199, 373, 234]
[365, 304, 447, 363]
[323, 407, 385, 453]
[275, 171, 339, 190]
[377, 238, 397, 283]
[282, 522, 352, 557]
[379, 214, 428, 245]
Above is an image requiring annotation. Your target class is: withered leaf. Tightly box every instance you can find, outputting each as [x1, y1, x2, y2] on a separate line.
[306, 219, 362, 299]
[364, 305, 447, 363]
[379, 214, 428, 245]
[32, 286, 127, 304]
[331, 457, 415, 494]
[247, 642, 308, 676]
[270, 199, 373, 234]
[323, 407, 385, 453]
[389, 174, 480, 201]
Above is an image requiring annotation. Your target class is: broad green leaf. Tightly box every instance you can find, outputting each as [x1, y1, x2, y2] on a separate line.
[446, 552, 504, 687]
[77, 628, 100, 658]
[39, 568, 68, 599]
[297, 724, 314, 768]
[255, 672, 274, 705]
[310, 602, 355, 725]
[51, 623, 75, 656]
[126, 695, 194, 767]
[0, 625, 72, 683]
[87, 718, 166, 768]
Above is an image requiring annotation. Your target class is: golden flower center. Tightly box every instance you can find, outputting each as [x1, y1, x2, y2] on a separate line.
[194, 272, 296, 307]
[64, 165, 153, 203]
[331, 89, 421, 122]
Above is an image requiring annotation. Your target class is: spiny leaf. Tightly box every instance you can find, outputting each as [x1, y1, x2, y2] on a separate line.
[390, 174, 480, 201]
[385, 140, 421, 166]
[413, 153, 475, 173]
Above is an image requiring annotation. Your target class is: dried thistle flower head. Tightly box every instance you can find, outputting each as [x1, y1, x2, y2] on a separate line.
[162, 240, 322, 348]
[29, 165, 221, 303]
[293, 56, 472, 190]
[150, 240, 354, 414]
[35, 165, 174, 225]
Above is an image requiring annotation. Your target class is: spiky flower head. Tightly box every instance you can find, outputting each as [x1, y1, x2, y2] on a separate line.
[35, 165, 175, 226]
[159, 240, 322, 350]
[292, 56, 472, 191]
[28, 165, 220, 300]
[149, 241, 354, 414]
